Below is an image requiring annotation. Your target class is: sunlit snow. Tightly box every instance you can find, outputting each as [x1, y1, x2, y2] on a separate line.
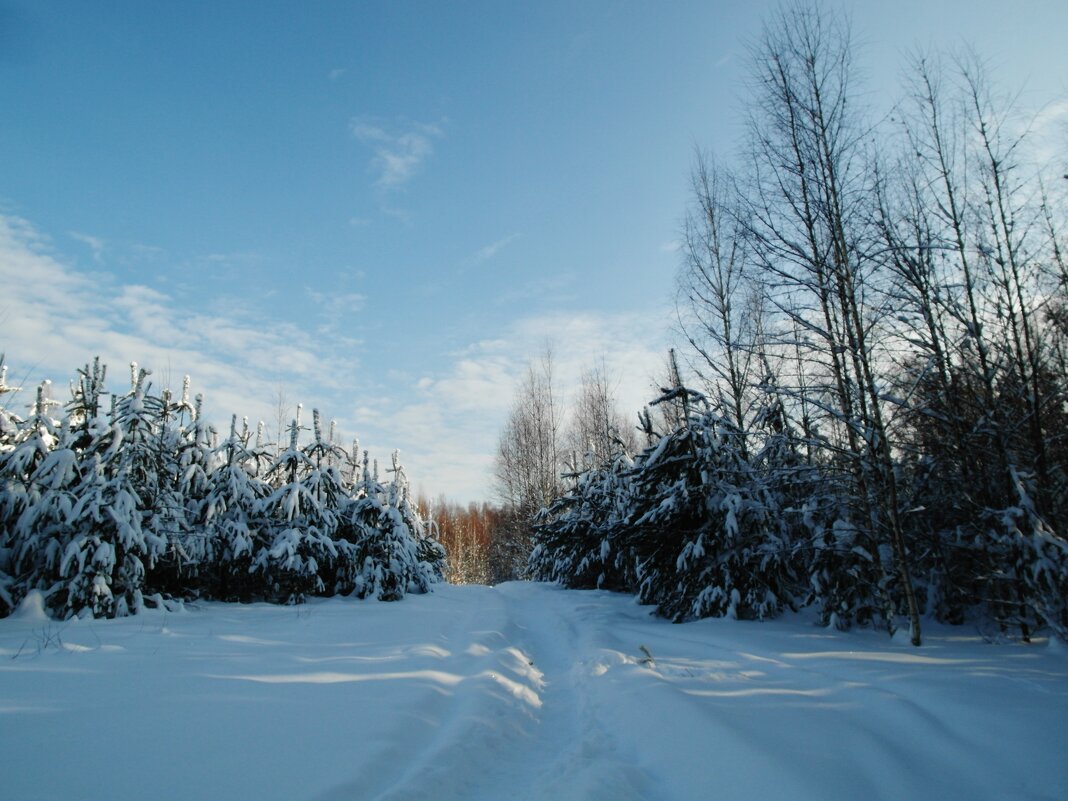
[1, 583, 1065, 801]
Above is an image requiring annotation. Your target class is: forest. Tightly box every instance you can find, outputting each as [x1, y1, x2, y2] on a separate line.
[0, 358, 446, 619]
[507, 7, 1068, 646]
[2, 5, 1066, 650]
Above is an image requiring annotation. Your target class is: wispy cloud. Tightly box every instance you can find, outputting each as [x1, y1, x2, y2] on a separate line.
[129, 242, 164, 260]
[69, 231, 106, 263]
[0, 214, 359, 438]
[306, 287, 367, 339]
[328, 68, 346, 81]
[495, 273, 576, 305]
[306, 288, 366, 315]
[350, 117, 444, 190]
[472, 233, 520, 264]
[1027, 96, 1068, 173]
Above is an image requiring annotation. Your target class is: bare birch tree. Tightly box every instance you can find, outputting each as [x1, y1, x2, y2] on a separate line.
[742, 3, 923, 643]
[493, 347, 563, 580]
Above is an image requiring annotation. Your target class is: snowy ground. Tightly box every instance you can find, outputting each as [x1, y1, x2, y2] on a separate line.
[1, 583, 1066, 801]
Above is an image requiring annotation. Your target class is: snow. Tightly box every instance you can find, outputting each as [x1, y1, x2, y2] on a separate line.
[1, 582, 1065, 801]
[9, 589, 49, 623]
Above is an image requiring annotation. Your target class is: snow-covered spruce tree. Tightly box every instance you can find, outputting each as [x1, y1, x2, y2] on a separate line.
[975, 468, 1068, 641]
[1, 383, 61, 517]
[144, 382, 204, 599]
[197, 415, 269, 600]
[387, 451, 446, 590]
[0, 382, 63, 613]
[246, 420, 274, 482]
[529, 448, 636, 591]
[0, 357, 22, 455]
[622, 383, 791, 623]
[0, 359, 21, 611]
[333, 447, 375, 596]
[65, 358, 108, 453]
[252, 410, 338, 604]
[2, 360, 109, 615]
[7, 426, 81, 615]
[173, 390, 217, 591]
[60, 418, 127, 617]
[297, 410, 349, 594]
[338, 450, 443, 600]
[60, 450, 119, 618]
[61, 368, 170, 617]
[743, 372, 880, 631]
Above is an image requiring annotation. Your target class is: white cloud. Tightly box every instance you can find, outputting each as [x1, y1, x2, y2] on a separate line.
[472, 233, 520, 264]
[129, 242, 164, 260]
[351, 117, 443, 190]
[328, 68, 346, 81]
[69, 232, 170, 269]
[495, 273, 576, 305]
[1028, 96, 1068, 173]
[306, 287, 367, 323]
[0, 214, 359, 440]
[0, 212, 672, 505]
[69, 231, 106, 263]
[370, 308, 671, 503]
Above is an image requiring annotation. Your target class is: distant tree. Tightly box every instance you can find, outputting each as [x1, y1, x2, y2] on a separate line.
[417, 495, 498, 585]
[493, 348, 564, 581]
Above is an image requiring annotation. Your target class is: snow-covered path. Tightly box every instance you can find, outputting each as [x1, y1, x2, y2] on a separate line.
[2, 583, 1066, 801]
[355, 584, 651, 801]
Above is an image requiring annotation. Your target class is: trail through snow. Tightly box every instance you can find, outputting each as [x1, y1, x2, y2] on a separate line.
[1, 582, 1066, 801]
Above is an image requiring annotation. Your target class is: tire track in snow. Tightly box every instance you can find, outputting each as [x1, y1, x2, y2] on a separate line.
[323, 582, 652, 801]
[492, 582, 652, 801]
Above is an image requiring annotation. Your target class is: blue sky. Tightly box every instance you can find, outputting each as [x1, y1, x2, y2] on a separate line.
[2, 1, 1066, 502]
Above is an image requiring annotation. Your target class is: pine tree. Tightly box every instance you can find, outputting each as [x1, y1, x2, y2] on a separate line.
[198, 415, 269, 600]
[0, 358, 22, 454]
[0, 354, 448, 617]
[0, 383, 62, 612]
[252, 410, 337, 603]
[529, 449, 635, 591]
[61, 370, 165, 616]
[8, 421, 81, 614]
[387, 450, 446, 591]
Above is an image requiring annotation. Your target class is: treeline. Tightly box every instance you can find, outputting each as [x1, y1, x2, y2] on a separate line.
[0, 357, 446, 619]
[415, 496, 498, 585]
[530, 4, 1068, 644]
[493, 354, 642, 583]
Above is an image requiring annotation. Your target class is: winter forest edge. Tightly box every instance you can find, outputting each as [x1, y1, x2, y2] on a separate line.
[0, 357, 447, 619]
[3, 3, 1068, 650]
